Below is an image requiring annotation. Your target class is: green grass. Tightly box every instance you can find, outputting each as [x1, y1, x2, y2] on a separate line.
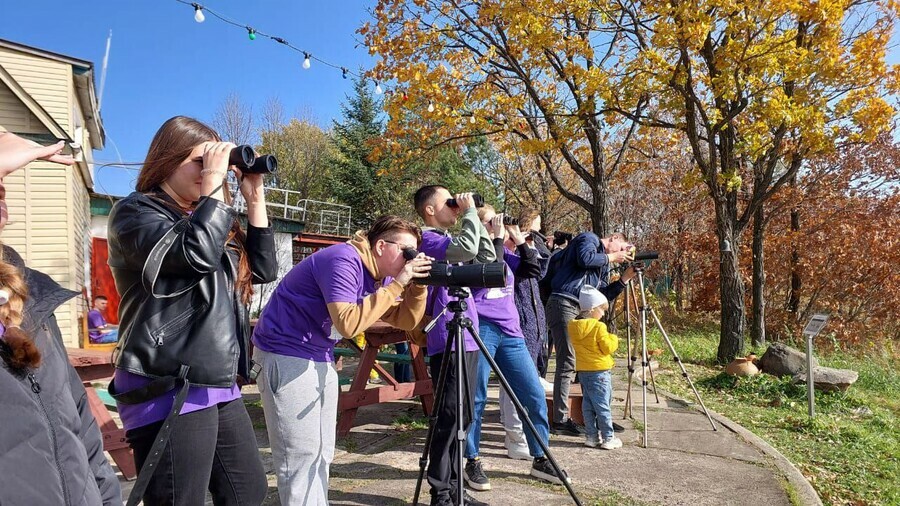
[632, 321, 899, 506]
[391, 414, 430, 431]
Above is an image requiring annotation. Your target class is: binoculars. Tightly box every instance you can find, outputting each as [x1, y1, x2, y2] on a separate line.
[502, 215, 519, 226]
[228, 145, 278, 174]
[446, 193, 485, 208]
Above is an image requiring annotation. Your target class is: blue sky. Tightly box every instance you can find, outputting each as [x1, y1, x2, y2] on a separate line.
[2, 0, 376, 196]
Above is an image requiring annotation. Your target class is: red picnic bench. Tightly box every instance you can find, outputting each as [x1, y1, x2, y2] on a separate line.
[66, 348, 137, 480]
[335, 322, 435, 437]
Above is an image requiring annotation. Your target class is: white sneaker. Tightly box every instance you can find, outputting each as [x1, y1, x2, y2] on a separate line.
[507, 443, 531, 460]
[584, 435, 600, 448]
[600, 437, 623, 450]
[538, 377, 554, 393]
[505, 433, 531, 460]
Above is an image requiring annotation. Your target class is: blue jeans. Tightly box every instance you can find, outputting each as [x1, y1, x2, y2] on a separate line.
[393, 342, 412, 382]
[466, 321, 550, 459]
[91, 329, 118, 344]
[579, 370, 613, 440]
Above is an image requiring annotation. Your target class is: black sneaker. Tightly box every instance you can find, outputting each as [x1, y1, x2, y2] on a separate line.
[450, 491, 490, 506]
[551, 419, 585, 436]
[464, 459, 491, 491]
[530, 456, 572, 485]
[613, 422, 625, 433]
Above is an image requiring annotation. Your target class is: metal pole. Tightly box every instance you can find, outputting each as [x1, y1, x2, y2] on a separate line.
[806, 334, 815, 419]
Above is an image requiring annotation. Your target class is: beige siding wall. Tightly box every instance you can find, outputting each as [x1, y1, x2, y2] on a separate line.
[0, 47, 71, 133]
[0, 80, 44, 134]
[0, 46, 97, 347]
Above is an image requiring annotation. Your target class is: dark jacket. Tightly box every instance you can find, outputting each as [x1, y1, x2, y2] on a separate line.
[107, 191, 277, 387]
[546, 232, 625, 304]
[512, 233, 549, 365]
[0, 246, 121, 505]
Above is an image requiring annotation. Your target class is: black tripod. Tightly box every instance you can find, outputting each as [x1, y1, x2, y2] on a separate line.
[412, 287, 582, 506]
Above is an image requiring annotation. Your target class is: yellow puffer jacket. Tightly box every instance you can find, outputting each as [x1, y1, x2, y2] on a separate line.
[568, 318, 618, 372]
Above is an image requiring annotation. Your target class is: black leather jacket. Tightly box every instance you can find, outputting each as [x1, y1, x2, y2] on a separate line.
[107, 191, 277, 387]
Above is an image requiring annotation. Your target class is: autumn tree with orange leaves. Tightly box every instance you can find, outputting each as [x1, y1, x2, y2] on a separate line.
[366, 0, 899, 362]
[363, 1, 646, 236]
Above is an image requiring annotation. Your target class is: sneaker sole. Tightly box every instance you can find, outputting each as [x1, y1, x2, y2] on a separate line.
[530, 468, 573, 485]
[464, 477, 492, 491]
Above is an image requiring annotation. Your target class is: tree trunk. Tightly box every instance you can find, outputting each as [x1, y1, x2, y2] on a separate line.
[674, 260, 684, 312]
[788, 205, 801, 317]
[750, 204, 766, 348]
[716, 218, 745, 363]
[589, 184, 608, 236]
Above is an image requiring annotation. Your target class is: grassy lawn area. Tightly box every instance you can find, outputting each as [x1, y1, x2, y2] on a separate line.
[628, 317, 898, 506]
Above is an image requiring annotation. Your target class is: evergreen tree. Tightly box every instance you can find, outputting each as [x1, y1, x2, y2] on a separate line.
[327, 76, 391, 230]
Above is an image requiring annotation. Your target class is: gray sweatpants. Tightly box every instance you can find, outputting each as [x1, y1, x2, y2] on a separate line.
[254, 348, 338, 506]
[546, 295, 580, 424]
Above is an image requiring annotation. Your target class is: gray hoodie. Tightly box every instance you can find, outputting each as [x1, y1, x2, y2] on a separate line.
[0, 246, 121, 505]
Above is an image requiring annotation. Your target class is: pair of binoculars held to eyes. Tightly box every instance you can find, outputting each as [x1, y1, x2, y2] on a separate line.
[228, 145, 278, 174]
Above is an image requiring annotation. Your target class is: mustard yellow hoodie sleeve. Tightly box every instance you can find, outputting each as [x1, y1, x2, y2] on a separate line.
[326, 281, 406, 338]
[379, 283, 428, 331]
[594, 321, 619, 356]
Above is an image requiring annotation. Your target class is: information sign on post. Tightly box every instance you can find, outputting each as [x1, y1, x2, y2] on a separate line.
[802, 314, 829, 419]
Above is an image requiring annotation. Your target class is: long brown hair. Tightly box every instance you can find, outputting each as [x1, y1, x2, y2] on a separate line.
[0, 249, 40, 372]
[137, 116, 254, 304]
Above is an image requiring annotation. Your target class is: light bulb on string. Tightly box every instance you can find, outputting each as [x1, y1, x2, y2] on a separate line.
[342, 68, 348, 79]
[375, 83, 383, 95]
[470, 115, 476, 124]
[302, 54, 311, 69]
[247, 27, 256, 40]
[428, 102, 435, 113]
[192, 4, 205, 23]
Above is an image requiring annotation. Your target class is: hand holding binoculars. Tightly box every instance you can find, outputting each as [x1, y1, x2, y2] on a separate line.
[228, 145, 278, 175]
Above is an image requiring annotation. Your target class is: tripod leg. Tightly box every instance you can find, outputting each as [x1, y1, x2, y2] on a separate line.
[412, 328, 457, 506]
[649, 307, 717, 431]
[454, 327, 467, 505]
[463, 324, 584, 506]
[646, 350, 661, 404]
[637, 272, 650, 448]
[623, 282, 634, 420]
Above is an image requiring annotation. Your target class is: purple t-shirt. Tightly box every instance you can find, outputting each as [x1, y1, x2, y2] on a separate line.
[253, 243, 379, 362]
[420, 230, 479, 356]
[472, 248, 523, 338]
[87, 309, 105, 341]
[114, 370, 241, 430]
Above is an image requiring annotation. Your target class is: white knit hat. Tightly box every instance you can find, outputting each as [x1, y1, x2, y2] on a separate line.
[578, 285, 608, 312]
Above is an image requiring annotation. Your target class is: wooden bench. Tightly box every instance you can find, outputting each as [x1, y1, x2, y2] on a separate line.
[66, 348, 136, 480]
[335, 323, 434, 436]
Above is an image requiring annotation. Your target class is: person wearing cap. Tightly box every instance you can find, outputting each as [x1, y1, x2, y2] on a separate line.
[568, 285, 622, 450]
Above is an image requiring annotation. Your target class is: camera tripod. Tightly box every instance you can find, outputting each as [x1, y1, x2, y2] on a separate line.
[620, 263, 717, 448]
[412, 287, 582, 506]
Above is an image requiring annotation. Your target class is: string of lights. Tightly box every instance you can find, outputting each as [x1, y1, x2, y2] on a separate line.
[177, 0, 384, 93]
[175, 0, 611, 129]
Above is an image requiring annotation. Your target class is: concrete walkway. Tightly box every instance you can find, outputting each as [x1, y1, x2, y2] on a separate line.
[117, 360, 819, 505]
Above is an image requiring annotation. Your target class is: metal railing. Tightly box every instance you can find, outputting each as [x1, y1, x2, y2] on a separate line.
[229, 183, 352, 237]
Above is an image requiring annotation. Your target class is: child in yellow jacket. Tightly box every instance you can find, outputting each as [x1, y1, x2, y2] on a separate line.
[568, 285, 622, 450]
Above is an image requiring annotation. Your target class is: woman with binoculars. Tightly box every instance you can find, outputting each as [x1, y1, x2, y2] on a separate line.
[106, 116, 277, 506]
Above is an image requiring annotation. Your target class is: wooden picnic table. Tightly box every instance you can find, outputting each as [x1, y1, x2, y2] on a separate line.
[66, 348, 137, 480]
[336, 322, 434, 437]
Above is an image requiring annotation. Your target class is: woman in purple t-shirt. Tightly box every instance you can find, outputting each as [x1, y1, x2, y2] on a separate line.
[463, 205, 564, 491]
[252, 215, 431, 505]
[106, 117, 277, 506]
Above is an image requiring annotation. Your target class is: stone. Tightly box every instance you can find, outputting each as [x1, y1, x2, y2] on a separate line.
[758, 343, 817, 377]
[792, 366, 859, 392]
